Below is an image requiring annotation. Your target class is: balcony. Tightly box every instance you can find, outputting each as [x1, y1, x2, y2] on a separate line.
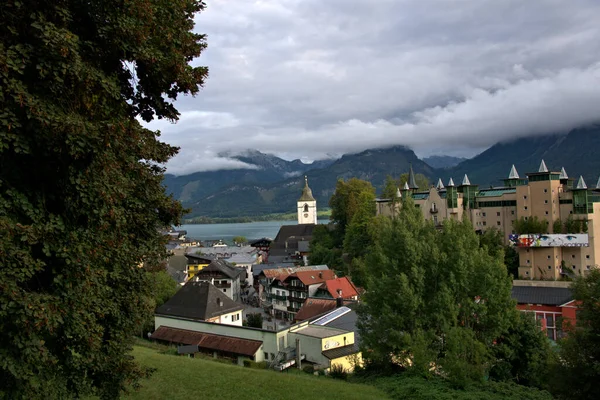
[272, 294, 288, 301]
[214, 282, 231, 289]
[288, 293, 307, 301]
[287, 305, 301, 312]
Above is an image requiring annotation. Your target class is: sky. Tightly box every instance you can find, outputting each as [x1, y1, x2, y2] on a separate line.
[147, 0, 600, 175]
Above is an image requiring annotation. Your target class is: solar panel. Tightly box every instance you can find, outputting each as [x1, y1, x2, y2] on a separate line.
[312, 306, 351, 326]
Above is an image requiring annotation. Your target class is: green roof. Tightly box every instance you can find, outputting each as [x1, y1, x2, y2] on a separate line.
[476, 188, 516, 198]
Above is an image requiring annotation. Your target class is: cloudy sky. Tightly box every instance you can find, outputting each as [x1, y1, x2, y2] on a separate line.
[147, 0, 600, 175]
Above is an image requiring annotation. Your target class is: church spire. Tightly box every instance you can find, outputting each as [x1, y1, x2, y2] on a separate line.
[298, 176, 315, 201]
[539, 159, 548, 173]
[408, 163, 418, 189]
[508, 165, 519, 179]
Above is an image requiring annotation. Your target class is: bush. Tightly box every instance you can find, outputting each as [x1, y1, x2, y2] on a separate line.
[329, 364, 348, 380]
[246, 313, 264, 329]
[303, 365, 315, 374]
[243, 360, 267, 369]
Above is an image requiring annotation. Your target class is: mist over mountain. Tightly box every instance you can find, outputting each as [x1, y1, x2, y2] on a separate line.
[162, 126, 600, 218]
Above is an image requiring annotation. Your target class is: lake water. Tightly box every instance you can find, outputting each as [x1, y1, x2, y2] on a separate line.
[179, 220, 329, 242]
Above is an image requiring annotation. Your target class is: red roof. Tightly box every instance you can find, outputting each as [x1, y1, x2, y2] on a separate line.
[151, 326, 262, 357]
[291, 270, 336, 285]
[294, 298, 338, 322]
[323, 277, 359, 299]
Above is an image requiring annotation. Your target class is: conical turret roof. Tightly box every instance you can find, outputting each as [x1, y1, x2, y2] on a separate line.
[403, 182, 410, 190]
[508, 165, 520, 179]
[596, 176, 600, 189]
[539, 159, 548, 173]
[298, 176, 316, 201]
[462, 174, 471, 186]
[576, 176, 587, 190]
[559, 167, 568, 180]
[408, 164, 418, 189]
[447, 177, 455, 187]
[396, 187, 401, 198]
[436, 178, 444, 190]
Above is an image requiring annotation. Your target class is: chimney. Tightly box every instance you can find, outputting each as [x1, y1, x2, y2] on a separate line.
[216, 298, 222, 307]
[318, 272, 322, 279]
[336, 297, 344, 308]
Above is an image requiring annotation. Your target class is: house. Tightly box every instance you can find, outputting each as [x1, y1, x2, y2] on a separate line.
[267, 269, 337, 320]
[183, 253, 215, 281]
[314, 277, 360, 301]
[225, 252, 259, 287]
[192, 259, 245, 302]
[155, 281, 244, 326]
[511, 280, 577, 340]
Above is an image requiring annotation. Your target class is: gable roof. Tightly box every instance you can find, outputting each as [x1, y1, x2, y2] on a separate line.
[321, 277, 359, 299]
[290, 270, 337, 285]
[196, 259, 244, 279]
[511, 286, 573, 306]
[294, 298, 338, 322]
[155, 281, 243, 320]
[260, 265, 329, 280]
[184, 253, 215, 264]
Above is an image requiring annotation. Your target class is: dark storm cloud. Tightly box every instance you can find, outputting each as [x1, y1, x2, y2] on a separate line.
[147, 0, 600, 175]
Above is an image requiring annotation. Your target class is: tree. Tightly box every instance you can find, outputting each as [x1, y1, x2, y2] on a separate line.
[357, 197, 515, 383]
[513, 217, 549, 234]
[552, 269, 600, 400]
[381, 173, 430, 199]
[245, 313, 263, 329]
[0, 1, 207, 398]
[343, 191, 376, 259]
[232, 236, 247, 245]
[329, 178, 376, 244]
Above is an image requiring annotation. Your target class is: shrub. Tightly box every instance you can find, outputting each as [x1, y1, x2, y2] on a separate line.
[329, 364, 348, 380]
[303, 365, 315, 374]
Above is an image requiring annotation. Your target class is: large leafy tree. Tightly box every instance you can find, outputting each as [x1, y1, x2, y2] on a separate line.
[0, 0, 207, 398]
[357, 197, 516, 383]
[552, 269, 600, 400]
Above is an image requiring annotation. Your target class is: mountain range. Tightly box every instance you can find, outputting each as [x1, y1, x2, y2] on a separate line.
[162, 125, 600, 219]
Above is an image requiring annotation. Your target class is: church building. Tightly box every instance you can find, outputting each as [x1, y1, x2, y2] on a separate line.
[297, 176, 317, 224]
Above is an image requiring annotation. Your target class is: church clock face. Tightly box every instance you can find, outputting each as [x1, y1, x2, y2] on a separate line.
[304, 213, 309, 218]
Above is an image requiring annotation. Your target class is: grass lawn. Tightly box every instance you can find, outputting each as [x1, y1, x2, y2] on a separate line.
[125, 346, 389, 400]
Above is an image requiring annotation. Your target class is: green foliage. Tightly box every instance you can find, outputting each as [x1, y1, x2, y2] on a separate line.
[245, 313, 263, 329]
[512, 217, 549, 234]
[343, 191, 376, 259]
[329, 364, 349, 380]
[552, 219, 563, 234]
[366, 374, 553, 400]
[552, 269, 600, 400]
[149, 270, 180, 308]
[232, 236, 248, 245]
[382, 173, 430, 199]
[564, 215, 587, 234]
[441, 328, 490, 388]
[303, 365, 315, 374]
[329, 178, 376, 242]
[357, 197, 515, 384]
[309, 224, 344, 270]
[489, 312, 556, 390]
[0, 1, 207, 398]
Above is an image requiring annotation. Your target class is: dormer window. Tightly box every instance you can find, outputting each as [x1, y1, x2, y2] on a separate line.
[431, 203, 437, 212]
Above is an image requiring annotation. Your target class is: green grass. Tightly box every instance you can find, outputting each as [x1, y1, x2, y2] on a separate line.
[125, 346, 389, 400]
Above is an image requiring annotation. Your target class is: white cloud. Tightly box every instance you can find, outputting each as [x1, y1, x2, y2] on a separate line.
[147, 0, 600, 174]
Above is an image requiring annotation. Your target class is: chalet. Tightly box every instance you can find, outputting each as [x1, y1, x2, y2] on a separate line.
[155, 281, 244, 326]
[193, 259, 245, 302]
[268, 269, 337, 320]
[314, 277, 360, 301]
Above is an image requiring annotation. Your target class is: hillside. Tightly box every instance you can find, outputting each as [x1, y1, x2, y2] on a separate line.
[125, 345, 388, 400]
[423, 155, 466, 169]
[440, 125, 600, 187]
[184, 146, 433, 218]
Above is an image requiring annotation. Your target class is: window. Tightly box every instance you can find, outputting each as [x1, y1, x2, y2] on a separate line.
[232, 313, 240, 322]
[276, 290, 280, 295]
[544, 200, 548, 204]
[497, 221, 501, 226]
[547, 255, 551, 259]
[303, 203, 309, 213]
[223, 289, 227, 293]
[548, 266, 552, 270]
[264, 352, 269, 360]
[587, 265, 591, 270]
[572, 255, 575, 259]
[586, 255, 590, 259]
[524, 195, 528, 200]
[526, 260, 530, 264]
[544, 189, 548, 193]
[525, 271, 529, 276]
[524, 206, 528, 210]
[483, 221, 487, 226]
[497, 212, 501, 217]
[572, 265, 576, 269]
[546, 314, 556, 340]
[545, 211, 549, 215]
[511, 210, 515, 215]
[482, 212, 486, 217]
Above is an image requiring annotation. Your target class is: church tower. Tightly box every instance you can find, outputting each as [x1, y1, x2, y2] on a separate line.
[297, 176, 317, 224]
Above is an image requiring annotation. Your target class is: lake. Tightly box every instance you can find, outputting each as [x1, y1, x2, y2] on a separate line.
[179, 220, 330, 242]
